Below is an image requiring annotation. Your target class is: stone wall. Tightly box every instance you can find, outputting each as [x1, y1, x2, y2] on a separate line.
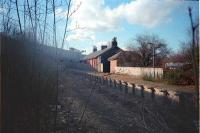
[115, 67, 163, 78]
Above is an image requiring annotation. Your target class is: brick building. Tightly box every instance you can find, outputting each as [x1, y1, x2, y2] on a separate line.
[83, 37, 122, 72]
[108, 51, 142, 73]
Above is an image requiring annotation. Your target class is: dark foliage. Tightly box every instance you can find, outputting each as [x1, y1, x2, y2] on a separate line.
[1, 34, 59, 133]
[163, 64, 194, 85]
[128, 34, 170, 67]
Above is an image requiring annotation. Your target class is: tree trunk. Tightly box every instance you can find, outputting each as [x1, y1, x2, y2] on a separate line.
[188, 7, 199, 108]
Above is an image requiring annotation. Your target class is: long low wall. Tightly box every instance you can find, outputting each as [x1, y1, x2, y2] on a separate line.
[114, 67, 163, 78]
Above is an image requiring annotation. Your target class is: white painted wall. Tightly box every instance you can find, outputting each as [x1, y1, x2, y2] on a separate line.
[115, 67, 163, 78]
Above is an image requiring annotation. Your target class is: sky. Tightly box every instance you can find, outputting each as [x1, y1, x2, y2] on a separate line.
[0, 0, 199, 54]
[59, 0, 198, 54]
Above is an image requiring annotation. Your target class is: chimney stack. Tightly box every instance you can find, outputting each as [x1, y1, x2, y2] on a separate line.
[111, 37, 117, 47]
[93, 46, 97, 52]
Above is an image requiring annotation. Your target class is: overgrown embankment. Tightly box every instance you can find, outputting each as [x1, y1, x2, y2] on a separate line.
[1, 35, 61, 132]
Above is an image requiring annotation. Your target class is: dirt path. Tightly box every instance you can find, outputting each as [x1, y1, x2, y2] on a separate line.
[90, 72, 195, 93]
[56, 69, 196, 133]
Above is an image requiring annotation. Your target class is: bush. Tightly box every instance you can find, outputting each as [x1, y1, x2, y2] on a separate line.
[143, 74, 156, 82]
[163, 66, 194, 85]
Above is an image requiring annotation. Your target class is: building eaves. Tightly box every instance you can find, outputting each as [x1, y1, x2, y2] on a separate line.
[83, 46, 113, 60]
[107, 51, 122, 61]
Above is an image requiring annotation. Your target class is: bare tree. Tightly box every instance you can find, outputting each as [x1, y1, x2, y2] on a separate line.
[129, 34, 170, 67]
[23, 0, 26, 32]
[188, 7, 199, 106]
[51, 0, 59, 131]
[15, 0, 22, 33]
[2, 0, 11, 34]
[34, 0, 37, 40]
[61, 0, 82, 49]
[42, 0, 48, 44]
[26, 0, 34, 32]
[61, 0, 72, 49]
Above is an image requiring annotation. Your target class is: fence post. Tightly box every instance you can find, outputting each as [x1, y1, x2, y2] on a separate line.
[161, 90, 169, 97]
[92, 75, 95, 81]
[96, 76, 98, 82]
[113, 80, 117, 89]
[105, 77, 108, 85]
[102, 77, 104, 84]
[107, 78, 110, 86]
[160, 90, 169, 103]
[124, 82, 128, 94]
[131, 84, 135, 95]
[119, 80, 122, 91]
[92, 75, 94, 80]
[98, 76, 100, 83]
[109, 78, 112, 87]
[175, 92, 192, 108]
[148, 87, 155, 99]
[104, 77, 107, 85]
[100, 76, 103, 85]
[94, 75, 96, 81]
[140, 85, 144, 98]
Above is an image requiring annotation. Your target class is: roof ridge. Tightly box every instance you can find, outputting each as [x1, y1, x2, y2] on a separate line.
[83, 46, 119, 60]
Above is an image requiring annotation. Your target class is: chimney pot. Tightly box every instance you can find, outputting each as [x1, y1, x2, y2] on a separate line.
[101, 45, 107, 50]
[93, 46, 97, 52]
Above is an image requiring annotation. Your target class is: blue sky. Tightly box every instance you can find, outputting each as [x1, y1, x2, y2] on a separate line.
[62, 0, 198, 54]
[1, 0, 198, 54]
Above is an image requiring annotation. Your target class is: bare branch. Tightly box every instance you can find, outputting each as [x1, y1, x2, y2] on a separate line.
[61, 0, 72, 49]
[15, 0, 22, 33]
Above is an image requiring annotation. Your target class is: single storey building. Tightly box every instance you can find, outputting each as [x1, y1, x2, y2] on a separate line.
[108, 51, 142, 73]
[83, 37, 122, 72]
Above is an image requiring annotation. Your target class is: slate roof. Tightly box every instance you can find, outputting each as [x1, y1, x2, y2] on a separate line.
[108, 51, 140, 61]
[83, 45, 119, 60]
[107, 51, 122, 61]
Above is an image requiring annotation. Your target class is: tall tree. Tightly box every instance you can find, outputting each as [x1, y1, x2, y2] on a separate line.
[15, 0, 22, 33]
[188, 7, 199, 106]
[42, 0, 48, 44]
[61, 0, 72, 49]
[129, 34, 170, 67]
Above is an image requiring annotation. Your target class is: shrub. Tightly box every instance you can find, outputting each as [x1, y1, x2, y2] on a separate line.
[163, 66, 194, 85]
[143, 74, 156, 82]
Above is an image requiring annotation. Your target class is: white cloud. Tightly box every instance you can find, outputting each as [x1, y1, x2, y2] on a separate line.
[66, 30, 95, 41]
[116, 0, 177, 27]
[69, 0, 120, 32]
[66, 0, 177, 41]
[96, 41, 109, 46]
